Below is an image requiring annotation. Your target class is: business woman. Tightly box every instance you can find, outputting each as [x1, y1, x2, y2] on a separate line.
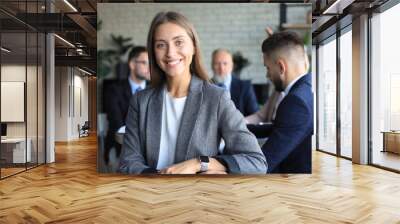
[118, 11, 267, 174]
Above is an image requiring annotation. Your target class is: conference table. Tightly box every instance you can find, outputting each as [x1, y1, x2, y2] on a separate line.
[0, 137, 32, 165]
[114, 123, 274, 145]
[381, 131, 400, 154]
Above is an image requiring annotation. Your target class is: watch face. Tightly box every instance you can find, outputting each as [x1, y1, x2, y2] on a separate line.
[200, 156, 209, 163]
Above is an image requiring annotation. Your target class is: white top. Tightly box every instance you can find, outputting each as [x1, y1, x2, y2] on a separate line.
[156, 88, 187, 170]
[117, 126, 126, 134]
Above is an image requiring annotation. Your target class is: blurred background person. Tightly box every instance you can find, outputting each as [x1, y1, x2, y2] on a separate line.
[211, 49, 259, 116]
[260, 31, 313, 173]
[245, 26, 283, 124]
[103, 46, 150, 165]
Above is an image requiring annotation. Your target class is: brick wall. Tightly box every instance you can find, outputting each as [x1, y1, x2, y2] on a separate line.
[98, 3, 310, 84]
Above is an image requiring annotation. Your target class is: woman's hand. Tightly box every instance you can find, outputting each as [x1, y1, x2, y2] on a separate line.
[159, 158, 228, 175]
[159, 159, 200, 174]
[265, 26, 274, 36]
[200, 170, 227, 175]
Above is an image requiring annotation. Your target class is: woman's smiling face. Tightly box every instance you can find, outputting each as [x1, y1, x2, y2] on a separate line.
[153, 22, 195, 79]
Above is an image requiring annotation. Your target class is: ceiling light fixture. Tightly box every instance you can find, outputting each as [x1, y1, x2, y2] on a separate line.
[78, 67, 92, 76]
[54, 34, 75, 48]
[63, 0, 78, 12]
[76, 48, 85, 55]
[322, 0, 354, 15]
[1, 47, 11, 53]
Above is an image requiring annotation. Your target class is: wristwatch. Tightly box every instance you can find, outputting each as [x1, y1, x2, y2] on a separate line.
[199, 156, 209, 172]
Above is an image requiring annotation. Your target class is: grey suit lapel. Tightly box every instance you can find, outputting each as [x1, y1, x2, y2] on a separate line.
[146, 87, 164, 168]
[174, 76, 203, 163]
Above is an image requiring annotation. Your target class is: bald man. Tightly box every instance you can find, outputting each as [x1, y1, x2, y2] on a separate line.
[211, 49, 259, 116]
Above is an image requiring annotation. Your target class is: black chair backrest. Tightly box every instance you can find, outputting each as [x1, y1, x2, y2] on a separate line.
[82, 121, 90, 129]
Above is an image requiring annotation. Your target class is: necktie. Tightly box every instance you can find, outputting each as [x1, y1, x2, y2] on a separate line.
[135, 86, 142, 94]
[217, 83, 231, 99]
[217, 83, 227, 90]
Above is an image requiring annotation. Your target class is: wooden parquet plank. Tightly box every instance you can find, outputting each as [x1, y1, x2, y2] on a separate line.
[1, 135, 400, 223]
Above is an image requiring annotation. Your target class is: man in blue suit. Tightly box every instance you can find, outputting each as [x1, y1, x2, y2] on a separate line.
[103, 46, 150, 165]
[260, 31, 313, 173]
[212, 49, 259, 116]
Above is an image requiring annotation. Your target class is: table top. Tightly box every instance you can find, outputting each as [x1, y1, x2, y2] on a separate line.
[381, 131, 400, 134]
[1, 137, 29, 143]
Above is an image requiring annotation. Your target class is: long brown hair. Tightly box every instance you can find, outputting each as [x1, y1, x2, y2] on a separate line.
[147, 11, 209, 88]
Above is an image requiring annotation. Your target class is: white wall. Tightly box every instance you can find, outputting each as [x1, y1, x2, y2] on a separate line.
[1, 65, 26, 129]
[1, 65, 40, 138]
[55, 67, 89, 141]
[1, 65, 26, 81]
[98, 3, 310, 84]
[55, 66, 68, 141]
[1, 63, 46, 163]
[72, 72, 89, 138]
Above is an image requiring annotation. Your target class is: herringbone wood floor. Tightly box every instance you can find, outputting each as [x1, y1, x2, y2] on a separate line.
[1, 135, 400, 223]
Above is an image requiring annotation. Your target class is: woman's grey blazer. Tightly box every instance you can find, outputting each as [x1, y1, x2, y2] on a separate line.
[118, 75, 267, 174]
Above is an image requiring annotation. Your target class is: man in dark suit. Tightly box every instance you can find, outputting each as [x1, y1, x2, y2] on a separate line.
[211, 49, 259, 116]
[260, 31, 313, 173]
[103, 46, 149, 164]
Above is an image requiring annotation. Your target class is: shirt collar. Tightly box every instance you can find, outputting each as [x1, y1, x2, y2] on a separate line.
[283, 73, 306, 96]
[222, 73, 232, 90]
[128, 76, 146, 94]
